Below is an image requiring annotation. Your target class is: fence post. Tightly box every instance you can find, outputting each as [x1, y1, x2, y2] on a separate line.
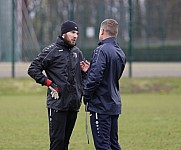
[12, 0, 15, 78]
[128, 0, 133, 78]
[69, 0, 74, 20]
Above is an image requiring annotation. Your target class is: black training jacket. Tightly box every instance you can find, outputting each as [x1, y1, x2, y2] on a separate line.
[28, 36, 84, 111]
[83, 37, 126, 115]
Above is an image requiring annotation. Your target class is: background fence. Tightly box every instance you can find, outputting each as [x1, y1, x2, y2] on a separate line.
[0, 0, 181, 77]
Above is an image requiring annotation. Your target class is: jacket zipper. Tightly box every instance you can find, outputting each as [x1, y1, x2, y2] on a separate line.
[68, 49, 72, 83]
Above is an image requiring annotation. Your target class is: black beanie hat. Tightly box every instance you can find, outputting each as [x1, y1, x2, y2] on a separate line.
[61, 21, 79, 35]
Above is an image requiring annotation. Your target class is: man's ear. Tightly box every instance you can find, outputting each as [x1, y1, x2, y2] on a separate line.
[62, 34, 65, 38]
[101, 28, 104, 35]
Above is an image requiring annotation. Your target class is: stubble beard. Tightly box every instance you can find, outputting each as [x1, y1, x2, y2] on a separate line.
[64, 35, 76, 46]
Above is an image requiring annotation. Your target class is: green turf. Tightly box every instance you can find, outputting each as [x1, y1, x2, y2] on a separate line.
[0, 78, 180, 149]
[0, 77, 181, 95]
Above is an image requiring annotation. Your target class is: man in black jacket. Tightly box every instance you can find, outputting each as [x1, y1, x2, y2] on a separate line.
[81, 19, 126, 150]
[28, 21, 85, 150]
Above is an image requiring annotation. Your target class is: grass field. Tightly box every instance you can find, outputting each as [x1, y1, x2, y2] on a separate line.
[0, 77, 180, 150]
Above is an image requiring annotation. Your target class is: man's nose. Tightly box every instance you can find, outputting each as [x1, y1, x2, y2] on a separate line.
[74, 34, 78, 38]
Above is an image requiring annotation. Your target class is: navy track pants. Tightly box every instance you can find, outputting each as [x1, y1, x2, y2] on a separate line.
[90, 111, 121, 150]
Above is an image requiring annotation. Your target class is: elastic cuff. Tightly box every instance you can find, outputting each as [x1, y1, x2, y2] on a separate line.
[46, 79, 52, 87]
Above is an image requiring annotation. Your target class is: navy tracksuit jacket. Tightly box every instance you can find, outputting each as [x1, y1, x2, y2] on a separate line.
[83, 37, 126, 115]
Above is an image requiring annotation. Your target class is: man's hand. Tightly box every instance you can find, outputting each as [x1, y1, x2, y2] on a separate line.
[46, 79, 60, 100]
[80, 60, 90, 72]
[49, 83, 60, 99]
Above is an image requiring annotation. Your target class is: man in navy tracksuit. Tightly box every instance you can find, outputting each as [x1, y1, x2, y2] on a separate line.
[81, 19, 126, 150]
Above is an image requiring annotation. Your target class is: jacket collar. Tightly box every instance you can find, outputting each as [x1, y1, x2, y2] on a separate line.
[98, 37, 117, 46]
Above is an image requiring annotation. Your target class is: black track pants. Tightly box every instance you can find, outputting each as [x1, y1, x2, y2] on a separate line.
[48, 108, 78, 150]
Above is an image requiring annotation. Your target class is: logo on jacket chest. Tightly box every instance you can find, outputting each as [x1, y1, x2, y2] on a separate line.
[73, 52, 77, 58]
